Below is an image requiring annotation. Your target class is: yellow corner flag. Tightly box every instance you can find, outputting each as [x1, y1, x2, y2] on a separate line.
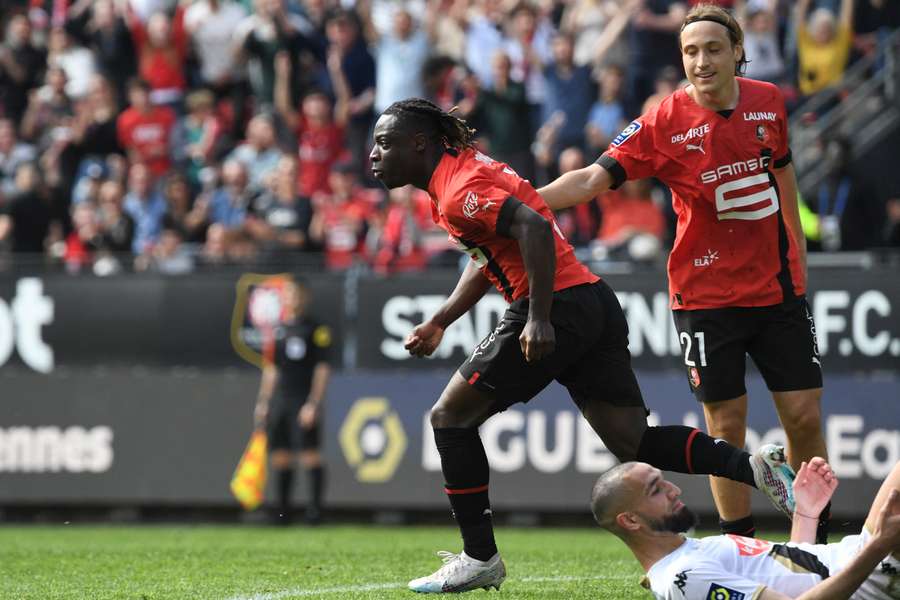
[230, 430, 268, 510]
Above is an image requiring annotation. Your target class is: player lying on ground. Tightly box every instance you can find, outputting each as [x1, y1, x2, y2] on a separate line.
[592, 457, 900, 599]
[369, 97, 796, 594]
[539, 3, 829, 544]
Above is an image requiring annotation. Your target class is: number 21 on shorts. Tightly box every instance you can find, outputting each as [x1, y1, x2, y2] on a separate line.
[680, 331, 708, 367]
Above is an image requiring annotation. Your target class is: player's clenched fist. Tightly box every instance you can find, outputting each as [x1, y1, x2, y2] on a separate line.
[405, 321, 445, 358]
[519, 319, 555, 362]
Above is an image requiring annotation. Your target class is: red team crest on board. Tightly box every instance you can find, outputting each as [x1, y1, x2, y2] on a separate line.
[463, 191, 480, 219]
[728, 534, 772, 556]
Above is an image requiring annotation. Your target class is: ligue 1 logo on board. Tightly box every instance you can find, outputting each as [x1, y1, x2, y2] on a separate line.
[339, 397, 407, 483]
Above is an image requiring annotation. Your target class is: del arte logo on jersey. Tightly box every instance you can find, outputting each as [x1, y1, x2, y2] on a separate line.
[671, 122, 710, 144]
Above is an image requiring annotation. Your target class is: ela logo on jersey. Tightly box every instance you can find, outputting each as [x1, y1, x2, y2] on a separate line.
[612, 120, 641, 146]
[707, 584, 745, 600]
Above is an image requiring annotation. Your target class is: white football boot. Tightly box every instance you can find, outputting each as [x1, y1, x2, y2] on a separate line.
[408, 550, 506, 593]
[750, 443, 796, 519]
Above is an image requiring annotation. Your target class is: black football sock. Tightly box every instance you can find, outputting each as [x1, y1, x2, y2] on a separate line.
[816, 501, 831, 544]
[276, 467, 295, 514]
[637, 426, 756, 487]
[434, 427, 497, 562]
[720, 515, 756, 538]
[308, 465, 325, 516]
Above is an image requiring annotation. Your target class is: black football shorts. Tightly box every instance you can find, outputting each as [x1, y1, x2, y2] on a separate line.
[266, 398, 321, 451]
[672, 296, 823, 403]
[458, 280, 646, 412]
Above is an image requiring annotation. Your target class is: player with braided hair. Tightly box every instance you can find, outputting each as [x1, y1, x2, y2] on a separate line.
[380, 98, 477, 150]
[370, 98, 797, 594]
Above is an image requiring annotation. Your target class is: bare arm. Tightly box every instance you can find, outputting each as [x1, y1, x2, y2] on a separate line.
[430, 260, 492, 330]
[538, 162, 613, 210]
[594, 0, 641, 65]
[763, 489, 900, 600]
[759, 540, 894, 600]
[508, 201, 557, 362]
[774, 163, 806, 289]
[306, 362, 331, 409]
[254, 363, 278, 426]
[0, 214, 12, 242]
[790, 458, 838, 544]
[273, 51, 298, 130]
[327, 48, 351, 128]
[838, 0, 854, 28]
[405, 260, 491, 357]
[796, 0, 813, 33]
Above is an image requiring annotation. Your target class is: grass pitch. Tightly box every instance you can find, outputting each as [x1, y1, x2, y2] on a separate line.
[1, 524, 656, 600]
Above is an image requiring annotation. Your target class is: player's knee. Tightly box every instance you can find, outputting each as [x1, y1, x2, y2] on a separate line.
[782, 406, 823, 438]
[705, 408, 746, 439]
[603, 433, 641, 463]
[430, 404, 463, 429]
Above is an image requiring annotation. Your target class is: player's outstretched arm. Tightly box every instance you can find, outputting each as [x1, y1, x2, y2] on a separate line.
[507, 201, 556, 362]
[790, 457, 838, 544]
[537, 163, 614, 211]
[405, 261, 491, 358]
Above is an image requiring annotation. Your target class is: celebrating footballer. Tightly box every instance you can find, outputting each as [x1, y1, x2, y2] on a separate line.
[540, 3, 830, 544]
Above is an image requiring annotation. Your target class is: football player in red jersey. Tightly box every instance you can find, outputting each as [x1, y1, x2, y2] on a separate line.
[539, 4, 829, 544]
[370, 98, 796, 594]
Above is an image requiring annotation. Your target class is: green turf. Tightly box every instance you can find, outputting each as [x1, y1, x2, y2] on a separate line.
[0, 524, 657, 600]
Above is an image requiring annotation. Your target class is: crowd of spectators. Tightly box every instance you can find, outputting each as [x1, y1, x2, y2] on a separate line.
[0, 0, 898, 276]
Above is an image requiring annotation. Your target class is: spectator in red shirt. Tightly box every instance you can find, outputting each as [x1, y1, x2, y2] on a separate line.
[117, 78, 176, 177]
[551, 147, 600, 249]
[597, 178, 666, 261]
[275, 50, 349, 198]
[370, 184, 431, 274]
[309, 160, 378, 270]
[127, 5, 188, 109]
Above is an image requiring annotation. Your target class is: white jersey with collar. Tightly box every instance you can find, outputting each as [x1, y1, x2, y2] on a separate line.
[645, 531, 898, 600]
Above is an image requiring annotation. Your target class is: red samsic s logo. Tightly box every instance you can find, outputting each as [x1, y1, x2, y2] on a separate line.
[728, 534, 772, 556]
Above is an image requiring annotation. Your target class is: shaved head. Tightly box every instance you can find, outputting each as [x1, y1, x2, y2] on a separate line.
[591, 462, 640, 530]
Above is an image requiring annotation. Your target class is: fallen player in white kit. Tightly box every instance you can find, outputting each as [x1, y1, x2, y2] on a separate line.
[591, 457, 900, 599]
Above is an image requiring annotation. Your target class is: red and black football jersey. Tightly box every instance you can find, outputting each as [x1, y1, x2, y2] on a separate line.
[601, 77, 803, 310]
[428, 148, 597, 302]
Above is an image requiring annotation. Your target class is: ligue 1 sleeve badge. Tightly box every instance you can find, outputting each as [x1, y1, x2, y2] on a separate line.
[689, 366, 701, 389]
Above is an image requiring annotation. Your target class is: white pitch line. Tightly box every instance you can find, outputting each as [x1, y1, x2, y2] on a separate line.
[224, 574, 639, 600]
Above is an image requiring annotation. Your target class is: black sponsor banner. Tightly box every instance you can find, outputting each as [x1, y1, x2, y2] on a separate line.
[0, 272, 345, 370]
[1, 368, 896, 518]
[355, 269, 900, 372]
[1, 268, 896, 373]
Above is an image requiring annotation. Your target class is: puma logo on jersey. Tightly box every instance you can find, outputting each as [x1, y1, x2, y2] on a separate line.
[463, 192, 498, 219]
[686, 139, 706, 154]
